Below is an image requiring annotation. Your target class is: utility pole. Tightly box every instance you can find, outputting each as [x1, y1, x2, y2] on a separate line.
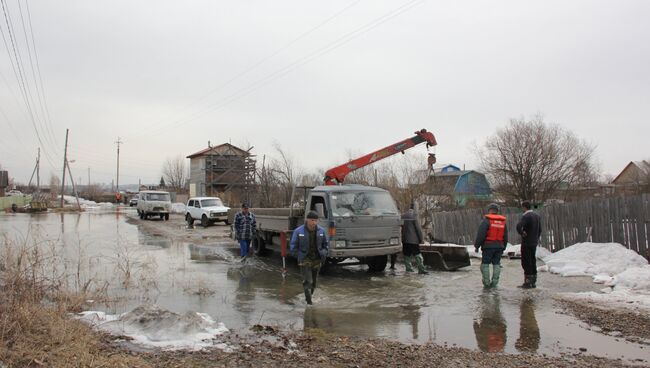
[36, 147, 40, 190]
[88, 167, 90, 187]
[28, 148, 41, 191]
[60, 129, 69, 208]
[115, 137, 122, 193]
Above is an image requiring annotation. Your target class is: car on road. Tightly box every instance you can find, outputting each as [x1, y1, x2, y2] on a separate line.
[185, 197, 230, 227]
[129, 197, 138, 206]
[137, 190, 171, 220]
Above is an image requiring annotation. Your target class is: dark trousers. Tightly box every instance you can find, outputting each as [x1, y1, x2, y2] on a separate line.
[521, 245, 537, 275]
[301, 264, 320, 292]
[481, 248, 503, 265]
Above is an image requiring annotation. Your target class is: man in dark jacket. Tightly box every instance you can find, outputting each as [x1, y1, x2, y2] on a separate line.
[290, 211, 329, 305]
[475, 203, 508, 288]
[402, 206, 428, 274]
[516, 201, 542, 288]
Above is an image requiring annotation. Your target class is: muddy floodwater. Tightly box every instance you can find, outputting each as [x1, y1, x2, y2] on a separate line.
[1, 209, 648, 364]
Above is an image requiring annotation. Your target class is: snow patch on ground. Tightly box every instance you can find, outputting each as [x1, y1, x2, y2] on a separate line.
[542, 242, 648, 277]
[541, 242, 650, 313]
[77, 305, 230, 351]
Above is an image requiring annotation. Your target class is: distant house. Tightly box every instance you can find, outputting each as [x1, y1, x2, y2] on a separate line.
[186, 143, 256, 202]
[414, 165, 492, 207]
[612, 160, 650, 185]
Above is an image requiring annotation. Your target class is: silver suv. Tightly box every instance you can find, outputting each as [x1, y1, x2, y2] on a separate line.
[185, 197, 230, 227]
[137, 190, 171, 220]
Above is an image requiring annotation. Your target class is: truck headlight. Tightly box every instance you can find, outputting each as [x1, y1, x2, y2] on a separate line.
[389, 238, 400, 245]
[335, 240, 346, 248]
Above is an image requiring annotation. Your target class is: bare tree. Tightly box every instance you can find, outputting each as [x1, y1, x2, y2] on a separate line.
[270, 142, 301, 206]
[162, 155, 188, 192]
[475, 114, 598, 203]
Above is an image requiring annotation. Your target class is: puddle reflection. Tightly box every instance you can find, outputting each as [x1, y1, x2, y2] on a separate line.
[516, 297, 540, 353]
[473, 292, 507, 353]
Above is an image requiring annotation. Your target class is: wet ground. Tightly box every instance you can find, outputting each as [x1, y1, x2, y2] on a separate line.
[1, 208, 649, 364]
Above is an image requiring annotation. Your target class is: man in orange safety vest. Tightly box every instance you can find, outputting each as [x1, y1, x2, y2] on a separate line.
[474, 203, 508, 289]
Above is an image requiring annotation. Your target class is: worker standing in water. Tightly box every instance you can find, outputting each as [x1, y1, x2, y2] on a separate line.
[474, 203, 508, 289]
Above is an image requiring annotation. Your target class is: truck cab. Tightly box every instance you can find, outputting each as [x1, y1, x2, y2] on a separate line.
[251, 184, 402, 272]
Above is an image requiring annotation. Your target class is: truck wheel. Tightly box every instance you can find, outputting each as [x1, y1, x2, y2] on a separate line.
[159, 214, 164, 220]
[367, 255, 388, 272]
[201, 215, 209, 228]
[164, 213, 169, 221]
[138, 210, 143, 219]
[186, 213, 194, 225]
[224, 219, 230, 225]
[252, 235, 267, 256]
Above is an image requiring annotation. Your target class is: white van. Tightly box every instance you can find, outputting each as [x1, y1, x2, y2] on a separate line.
[137, 190, 171, 220]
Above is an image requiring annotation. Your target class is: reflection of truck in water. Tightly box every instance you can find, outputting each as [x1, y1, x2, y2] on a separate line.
[233, 129, 442, 272]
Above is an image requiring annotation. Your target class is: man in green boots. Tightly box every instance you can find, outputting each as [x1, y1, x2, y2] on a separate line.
[475, 203, 508, 288]
[401, 204, 428, 274]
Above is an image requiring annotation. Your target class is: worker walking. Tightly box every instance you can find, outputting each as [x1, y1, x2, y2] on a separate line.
[516, 201, 542, 289]
[234, 203, 256, 259]
[290, 211, 329, 305]
[474, 203, 508, 289]
[402, 205, 428, 275]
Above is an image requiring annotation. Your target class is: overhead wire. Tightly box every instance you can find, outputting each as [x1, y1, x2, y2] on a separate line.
[126, 0, 363, 141]
[0, 0, 58, 168]
[18, 0, 57, 147]
[127, 0, 425, 140]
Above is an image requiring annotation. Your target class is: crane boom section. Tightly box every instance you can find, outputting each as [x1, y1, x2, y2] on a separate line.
[324, 129, 437, 185]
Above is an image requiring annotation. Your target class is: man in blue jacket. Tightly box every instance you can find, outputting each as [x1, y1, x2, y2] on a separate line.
[290, 210, 329, 305]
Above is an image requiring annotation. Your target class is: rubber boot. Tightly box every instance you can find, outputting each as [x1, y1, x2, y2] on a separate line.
[529, 274, 537, 288]
[480, 264, 491, 288]
[490, 265, 501, 288]
[404, 256, 415, 272]
[304, 289, 312, 305]
[519, 275, 533, 289]
[415, 254, 429, 274]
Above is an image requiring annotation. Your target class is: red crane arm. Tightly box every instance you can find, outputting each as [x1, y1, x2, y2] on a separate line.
[324, 129, 437, 185]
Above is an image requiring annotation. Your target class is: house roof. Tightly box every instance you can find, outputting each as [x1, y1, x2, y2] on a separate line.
[186, 143, 249, 159]
[612, 160, 650, 184]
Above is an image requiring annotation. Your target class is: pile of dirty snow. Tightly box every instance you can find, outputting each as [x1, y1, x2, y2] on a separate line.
[540, 242, 650, 313]
[539, 242, 648, 278]
[60, 195, 114, 210]
[171, 203, 186, 214]
[78, 305, 230, 351]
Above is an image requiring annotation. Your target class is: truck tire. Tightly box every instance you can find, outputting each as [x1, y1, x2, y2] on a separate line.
[201, 215, 209, 228]
[186, 213, 194, 226]
[367, 255, 388, 272]
[252, 235, 267, 256]
[164, 213, 169, 221]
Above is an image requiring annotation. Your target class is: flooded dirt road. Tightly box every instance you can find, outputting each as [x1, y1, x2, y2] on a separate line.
[1, 208, 648, 365]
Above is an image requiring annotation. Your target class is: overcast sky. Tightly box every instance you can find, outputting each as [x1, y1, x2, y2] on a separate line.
[1, 0, 648, 187]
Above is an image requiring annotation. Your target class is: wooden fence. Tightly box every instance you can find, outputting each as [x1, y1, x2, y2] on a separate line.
[430, 194, 650, 260]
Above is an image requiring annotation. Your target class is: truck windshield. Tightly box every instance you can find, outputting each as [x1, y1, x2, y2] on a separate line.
[331, 191, 398, 217]
[146, 193, 170, 201]
[201, 198, 223, 207]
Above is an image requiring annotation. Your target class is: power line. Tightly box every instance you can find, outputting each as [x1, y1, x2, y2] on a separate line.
[18, 0, 57, 147]
[127, 0, 362, 141]
[0, 0, 58, 167]
[128, 0, 425, 140]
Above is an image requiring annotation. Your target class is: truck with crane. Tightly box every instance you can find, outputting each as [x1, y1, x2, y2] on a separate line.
[233, 129, 470, 272]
